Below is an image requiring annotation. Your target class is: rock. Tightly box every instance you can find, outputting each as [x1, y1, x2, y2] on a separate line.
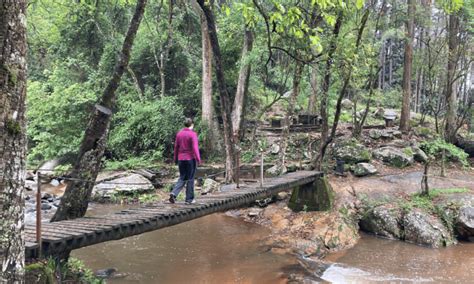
[286, 163, 298, 173]
[369, 129, 382, 140]
[352, 163, 378, 177]
[248, 208, 262, 217]
[403, 210, 455, 248]
[25, 180, 37, 191]
[373, 146, 414, 168]
[41, 192, 53, 200]
[93, 173, 153, 197]
[360, 205, 403, 239]
[392, 130, 402, 138]
[49, 179, 60, 187]
[383, 109, 398, 120]
[412, 146, 428, 163]
[266, 165, 284, 177]
[289, 176, 335, 211]
[387, 139, 411, 148]
[333, 139, 371, 164]
[38, 159, 61, 173]
[95, 268, 118, 279]
[26, 171, 35, 181]
[47, 197, 54, 203]
[276, 191, 289, 201]
[41, 204, 52, 210]
[380, 131, 393, 139]
[201, 178, 220, 195]
[221, 183, 238, 192]
[256, 197, 273, 208]
[270, 144, 280, 154]
[456, 206, 474, 241]
[341, 99, 354, 109]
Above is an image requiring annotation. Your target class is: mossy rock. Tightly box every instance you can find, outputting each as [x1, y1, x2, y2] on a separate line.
[333, 139, 371, 164]
[288, 176, 335, 212]
[373, 146, 414, 168]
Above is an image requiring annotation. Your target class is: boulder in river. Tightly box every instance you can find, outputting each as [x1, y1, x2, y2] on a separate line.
[455, 206, 474, 241]
[333, 139, 371, 164]
[352, 163, 378, 177]
[201, 178, 220, 195]
[360, 205, 403, 239]
[373, 146, 414, 168]
[403, 209, 455, 248]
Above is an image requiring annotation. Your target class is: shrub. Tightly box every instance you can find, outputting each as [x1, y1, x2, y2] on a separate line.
[108, 96, 184, 161]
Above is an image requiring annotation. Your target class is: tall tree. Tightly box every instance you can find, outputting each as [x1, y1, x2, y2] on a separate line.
[231, 28, 254, 140]
[445, 11, 460, 143]
[52, 0, 148, 221]
[197, 0, 236, 183]
[399, 0, 415, 132]
[279, 62, 303, 171]
[0, 0, 27, 281]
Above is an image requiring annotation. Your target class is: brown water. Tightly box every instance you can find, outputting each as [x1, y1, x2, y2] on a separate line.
[73, 208, 474, 284]
[323, 233, 474, 283]
[73, 214, 297, 284]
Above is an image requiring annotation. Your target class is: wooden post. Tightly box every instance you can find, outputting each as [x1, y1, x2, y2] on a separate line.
[236, 148, 240, 189]
[36, 172, 42, 257]
[260, 152, 264, 188]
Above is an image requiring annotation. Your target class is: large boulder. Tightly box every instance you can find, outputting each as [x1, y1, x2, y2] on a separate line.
[333, 139, 371, 164]
[412, 146, 428, 163]
[373, 146, 414, 168]
[93, 173, 153, 197]
[368, 129, 382, 140]
[403, 210, 455, 248]
[341, 99, 354, 109]
[201, 178, 220, 195]
[360, 205, 403, 239]
[455, 206, 474, 241]
[266, 164, 287, 177]
[352, 163, 378, 177]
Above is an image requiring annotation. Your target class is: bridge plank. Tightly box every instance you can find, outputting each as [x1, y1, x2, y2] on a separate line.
[25, 171, 322, 259]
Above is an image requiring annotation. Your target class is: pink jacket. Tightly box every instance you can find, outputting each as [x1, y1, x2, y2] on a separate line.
[173, 128, 201, 164]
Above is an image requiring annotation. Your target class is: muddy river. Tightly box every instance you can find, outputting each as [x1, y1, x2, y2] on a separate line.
[73, 213, 474, 283]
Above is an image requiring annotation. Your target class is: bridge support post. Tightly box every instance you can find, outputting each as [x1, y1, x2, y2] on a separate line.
[288, 175, 335, 212]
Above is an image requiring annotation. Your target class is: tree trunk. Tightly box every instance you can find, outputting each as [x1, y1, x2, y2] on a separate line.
[308, 65, 318, 114]
[231, 28, 253, 141]
[199, 12, 222, 155]
[316, 10, 369, 170]
[445, 13, 460, 143]
[52, 0, 147, 221]
[197, 0, 236, 183]
[279, 62, 303, 172]
[399, 0, 415, 132]
[159, 0, 174, 97]
[316, 14, 343, 170]
[0, 0, 27, 281]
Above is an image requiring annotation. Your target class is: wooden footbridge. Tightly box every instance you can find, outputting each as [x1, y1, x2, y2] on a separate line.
[25, 171, 323, 259]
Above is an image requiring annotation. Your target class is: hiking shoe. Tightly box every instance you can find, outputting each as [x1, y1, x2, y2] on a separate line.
[169, 194, 176, 204]
[185, 199, 196, 205]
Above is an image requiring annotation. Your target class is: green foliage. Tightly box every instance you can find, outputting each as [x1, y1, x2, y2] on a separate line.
[25, 258, 103, 284]
[27, 69, 97, 162]
[420, 139, 469, 167]
[108, 97, 184, 160]
[105, 156, 156, 170]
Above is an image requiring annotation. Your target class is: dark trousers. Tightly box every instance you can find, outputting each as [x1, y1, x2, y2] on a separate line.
[171, 159, 196, 202]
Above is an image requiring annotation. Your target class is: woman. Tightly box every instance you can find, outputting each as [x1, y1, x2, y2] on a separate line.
[169, 118, 201, 204]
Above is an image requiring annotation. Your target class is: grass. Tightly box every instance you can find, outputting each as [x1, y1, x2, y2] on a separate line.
[399, 188, 469, 212]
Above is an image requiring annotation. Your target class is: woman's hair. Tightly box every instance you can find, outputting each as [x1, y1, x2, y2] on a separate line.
[184, 117, 194, 127]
